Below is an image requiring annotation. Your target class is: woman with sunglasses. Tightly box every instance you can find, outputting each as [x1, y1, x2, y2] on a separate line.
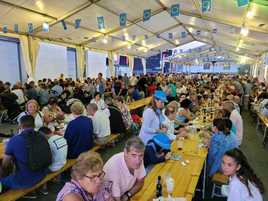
[57, 151, 114, 201]
[139, 90, 168, 144]
[221, 148, 264, 201]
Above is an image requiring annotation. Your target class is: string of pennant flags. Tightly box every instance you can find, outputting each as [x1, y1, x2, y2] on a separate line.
[1, 0, 248, 43]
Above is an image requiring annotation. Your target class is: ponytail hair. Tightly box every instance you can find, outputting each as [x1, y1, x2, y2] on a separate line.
[224, 148, 265, 195]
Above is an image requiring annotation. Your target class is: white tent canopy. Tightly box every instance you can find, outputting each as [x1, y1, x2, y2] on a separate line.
[0, 0, 267, 62]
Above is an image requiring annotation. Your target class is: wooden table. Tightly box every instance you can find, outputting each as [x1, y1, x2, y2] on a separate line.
[127, 97, 152, 111]
[131, 134, 208, 201]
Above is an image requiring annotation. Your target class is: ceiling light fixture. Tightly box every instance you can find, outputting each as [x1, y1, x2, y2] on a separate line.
[102, 36, 108, 44]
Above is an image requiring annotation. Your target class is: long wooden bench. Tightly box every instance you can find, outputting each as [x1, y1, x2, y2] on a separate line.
[0, 97, 151, 200]
[0, 146, 100, 201]
[94, 133, 120, 147]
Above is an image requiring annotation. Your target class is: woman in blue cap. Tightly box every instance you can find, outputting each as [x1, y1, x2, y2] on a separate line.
[139, 90, 168, 144]
[144, 133, 171, 169]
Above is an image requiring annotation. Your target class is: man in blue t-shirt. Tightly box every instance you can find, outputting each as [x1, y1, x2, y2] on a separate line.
[0, 115, 48, 193]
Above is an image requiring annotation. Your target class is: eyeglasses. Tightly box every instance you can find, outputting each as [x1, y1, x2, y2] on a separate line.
[84, 171, 105, 182]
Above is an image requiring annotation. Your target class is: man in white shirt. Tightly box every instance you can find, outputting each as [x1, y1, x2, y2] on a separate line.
[223, 101, 243, 146]
[87, 103, 111, 144]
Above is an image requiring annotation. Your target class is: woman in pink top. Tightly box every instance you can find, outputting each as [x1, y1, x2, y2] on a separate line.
[56, 151, 113, 201]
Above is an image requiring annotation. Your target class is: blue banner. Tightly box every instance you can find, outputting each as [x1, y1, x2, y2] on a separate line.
[119, 13, 127, 27]
[14, 24, 19, 33]
[61, 20, 67, 30]
[237, 0, 249, 7]
[170, 4, 180, 17]
[75, 19, 81, 29]
[28, 23, 33, 34]
[97, 16, 105, 29]
[143, 9, 151, 21]
[202, 0, 212, 12]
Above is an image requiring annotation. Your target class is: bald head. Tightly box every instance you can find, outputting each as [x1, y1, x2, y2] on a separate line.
[222, 101, 234, 112]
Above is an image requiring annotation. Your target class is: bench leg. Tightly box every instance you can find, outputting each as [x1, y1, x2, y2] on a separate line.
[263, 127, 268, 147]
[256, 117, 260, 130]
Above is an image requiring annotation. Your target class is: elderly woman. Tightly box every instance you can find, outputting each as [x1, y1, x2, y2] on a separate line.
[17, 99, 44, 130]
[64, 101, 94, 159]
[57, 151, 113, 201]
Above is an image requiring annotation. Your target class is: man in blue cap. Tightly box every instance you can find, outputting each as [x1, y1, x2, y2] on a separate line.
[144, 133, 171, 170]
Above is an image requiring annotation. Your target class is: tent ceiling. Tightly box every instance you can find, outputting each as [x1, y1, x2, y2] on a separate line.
[0, 0, 268, 59]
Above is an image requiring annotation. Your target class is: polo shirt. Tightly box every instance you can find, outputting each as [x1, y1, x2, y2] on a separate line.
[103, 152, 146, 197]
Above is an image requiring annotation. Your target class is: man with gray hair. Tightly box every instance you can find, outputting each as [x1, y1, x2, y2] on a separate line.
[103, 137, 146, 201]
[87, 103, 111, 144]
[223, 101, 243, 146]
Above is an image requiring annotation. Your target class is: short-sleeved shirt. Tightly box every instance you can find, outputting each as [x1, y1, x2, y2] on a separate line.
[48, 135, 68, 172]
[56, 180, 113, 201]
[64, 116, 94, 159]
[91, 110, 111, 138]
[0, 128, 47, 189]
[103, 152, 146, 197]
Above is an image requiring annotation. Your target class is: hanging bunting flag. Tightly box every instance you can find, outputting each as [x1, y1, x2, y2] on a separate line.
[168, 33, 173, 39]
[28, 23, 33, 34]
[202, 0, 212, 12]
[119, 13, 127, 27]
[75, 19, 81, 29]
[2, 25, 8, 33]
[14, 24, 19, 33]
[170, 4, 180, 17]
[196, 30, 201, 35]
[181, 31, 187, 38]
[97, 16, 105, 30]
[237, 0, 249, 7]
[143, 9, 151, 22]
[212, 28, 217, 33]
[61, 20, 67, 30]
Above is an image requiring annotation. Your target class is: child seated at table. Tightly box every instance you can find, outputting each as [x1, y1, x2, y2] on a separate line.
[144, 133, 171, 171]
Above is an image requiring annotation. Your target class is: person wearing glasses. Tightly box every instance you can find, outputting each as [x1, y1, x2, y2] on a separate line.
[139, 90, 168, 144]
[56, 151, 113, 201]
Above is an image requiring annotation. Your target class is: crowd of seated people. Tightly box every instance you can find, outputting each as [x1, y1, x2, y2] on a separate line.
[0, 73, 266, 201]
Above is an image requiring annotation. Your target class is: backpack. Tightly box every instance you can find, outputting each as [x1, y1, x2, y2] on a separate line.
[25, 130, 52, 172]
